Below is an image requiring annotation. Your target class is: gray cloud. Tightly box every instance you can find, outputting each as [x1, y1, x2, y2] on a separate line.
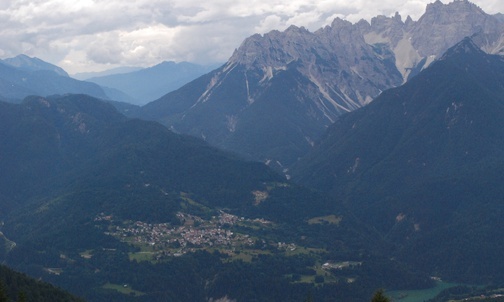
[0, 0, 503, 73]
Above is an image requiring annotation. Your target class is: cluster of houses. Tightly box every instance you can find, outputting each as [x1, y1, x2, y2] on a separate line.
[98, 211, 267, 257]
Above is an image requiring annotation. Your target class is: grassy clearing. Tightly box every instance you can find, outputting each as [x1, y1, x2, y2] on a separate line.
[307, 215, 342, 225]
[129, 251, 156, 262]
[180, 192, 212, 212]
[292, 264, 338, 285]
[44, 268, 63, 275]
[79, 250, 94, 259]
[103, 283, 145, 296]
[285, 246, 325, 256]
[128, 243, 159, 262]
[231, 252, 254, 262]
[0, 232, 16, 253]
[265, 182, 290, 191]
[36, 195, 68, 213]
[226, 249, 272, 262]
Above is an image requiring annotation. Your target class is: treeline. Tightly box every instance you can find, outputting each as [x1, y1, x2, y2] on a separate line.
[0, 265, 83, 302]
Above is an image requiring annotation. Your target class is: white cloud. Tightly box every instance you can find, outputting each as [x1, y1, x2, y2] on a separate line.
[0, 0, 503, 73]
[255, 15, 286, 33]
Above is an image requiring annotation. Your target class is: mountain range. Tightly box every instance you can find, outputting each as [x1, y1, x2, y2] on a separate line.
[3, 54, 69, 77]
[291, 37, 504, 283]
[0, 55, 109, 103]
[84, 61, 219, 105]
[1, 37, 503, 299]
[134, 0, 504, 172]
[1, 0, 504, 301]
[72, 66, 143, 80]
[0, 55, 216, 108]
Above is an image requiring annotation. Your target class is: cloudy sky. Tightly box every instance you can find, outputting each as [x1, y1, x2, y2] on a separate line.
[1, 0, 503, 74]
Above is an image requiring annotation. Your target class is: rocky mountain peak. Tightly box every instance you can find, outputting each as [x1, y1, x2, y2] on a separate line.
[393, 12, 402, 22]
[329, 17, 353, 29]
[421, 0, 486, 23]
[139, 0, 504, 173]
[412, 0, 494, 56]
[425, 0, 444, 12]
[3, 54, 69, 77]
[228, 26, 313, 69]
[284, 24, 308, 34]
[359, 0, 504, 81]
[228, 1, 494, 90]
[404, 15, 414, 28]
[425, 0, 482, 13]
[367, 13, 406, 47]
[439, 36, 484, 59]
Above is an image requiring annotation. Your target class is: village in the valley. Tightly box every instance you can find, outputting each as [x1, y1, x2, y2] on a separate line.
[94, 211, 296, 260]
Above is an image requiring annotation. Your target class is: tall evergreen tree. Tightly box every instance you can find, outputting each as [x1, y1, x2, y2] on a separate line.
[17, 291, 27, 302]
[304, 290, 314, 302]
[0, 281, 8, 302]
[371, 289, 390, 302]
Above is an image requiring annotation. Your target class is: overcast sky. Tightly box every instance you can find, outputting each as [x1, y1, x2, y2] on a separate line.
[1, 0, 503, 74]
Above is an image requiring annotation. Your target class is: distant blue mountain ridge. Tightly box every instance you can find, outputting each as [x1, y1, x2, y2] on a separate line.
[0, 55, 109, 102]
[0, 54, 217, 106]
[84, 61, 220, 105]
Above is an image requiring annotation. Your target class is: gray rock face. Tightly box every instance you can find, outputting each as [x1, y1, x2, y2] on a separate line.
[228, 19, 404, 117]
[225, 0, 504, 116]
[412, 0, 499, 55]
[140, 0, 504, 171]
[364, 0, 504, 80]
